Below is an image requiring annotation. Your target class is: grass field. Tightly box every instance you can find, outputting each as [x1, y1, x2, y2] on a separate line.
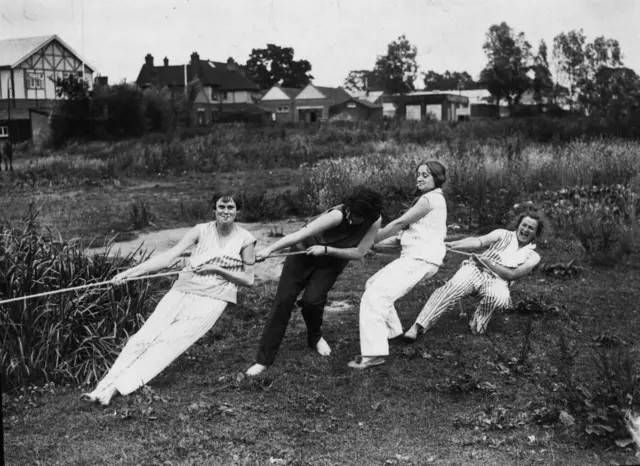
[3, 127, 640, 465]
[4, 241, 640, 465]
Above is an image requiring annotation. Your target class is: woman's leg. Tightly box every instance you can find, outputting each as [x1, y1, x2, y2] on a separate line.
[253, 255, 310, 367]
[298, 263, 346, 354]
[470, 277, 511, 334]
[86, 291, 226, 404]
[358, 258, 438, 358]
[412, 262, 482, 333]
[86, 289, 183, 401]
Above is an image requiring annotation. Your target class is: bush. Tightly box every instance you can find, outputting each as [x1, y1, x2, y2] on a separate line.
[0, 207, 160, 391]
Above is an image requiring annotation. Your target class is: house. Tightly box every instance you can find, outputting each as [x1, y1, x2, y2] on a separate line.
[0, 34, 96, 143]
[330, 97, 383, 122]
[391, 91, 469, 121]
[135, 52, 267, 124]
[259, 84, 352, 123]
[258, 86, 302, 123]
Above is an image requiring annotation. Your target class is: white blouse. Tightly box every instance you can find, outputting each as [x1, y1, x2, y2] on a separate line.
[399, 188, 448, 266]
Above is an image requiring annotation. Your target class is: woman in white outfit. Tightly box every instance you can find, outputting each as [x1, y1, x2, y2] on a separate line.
[81, 192, 256, 406]
[349, 161, 448, 369]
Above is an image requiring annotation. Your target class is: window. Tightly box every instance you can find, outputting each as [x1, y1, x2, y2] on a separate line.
[197, 109, 206, 126]
[347, 103, 356, 108]
[212, 92, 218, 101]
[0, 126, 8, 138]
[222, 92, 229, 101]
[277, 106, 289, 113]
[27, 72, 44, 89]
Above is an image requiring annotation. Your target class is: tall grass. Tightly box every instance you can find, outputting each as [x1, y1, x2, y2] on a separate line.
[0, 207, 161, 391]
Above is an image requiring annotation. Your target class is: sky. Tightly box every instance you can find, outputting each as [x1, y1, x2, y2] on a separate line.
[1, 0, 638, 87]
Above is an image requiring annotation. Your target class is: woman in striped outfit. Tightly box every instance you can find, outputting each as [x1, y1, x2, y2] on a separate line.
[82, 192, 256, 406]
[403, 212, 544, 339]
[349, 161, 448, 369]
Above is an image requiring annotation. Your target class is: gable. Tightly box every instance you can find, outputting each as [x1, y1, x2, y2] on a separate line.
[17, 38, 93, 73]
[295, 85, 326, 100]
[0, 35, 95, 72]
[260, 87, 293, 101]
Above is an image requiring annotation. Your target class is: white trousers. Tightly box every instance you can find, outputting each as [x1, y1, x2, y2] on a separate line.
[359, 256, 440, 356]
[88, 289, 227, 403]
[414, 260, 511, 334]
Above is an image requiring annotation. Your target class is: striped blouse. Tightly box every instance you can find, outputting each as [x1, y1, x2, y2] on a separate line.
[479, 229, 539, 269]
[171, 222, 257, 304]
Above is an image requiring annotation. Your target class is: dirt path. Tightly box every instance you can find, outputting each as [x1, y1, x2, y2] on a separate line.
[87, 219, 307, 283]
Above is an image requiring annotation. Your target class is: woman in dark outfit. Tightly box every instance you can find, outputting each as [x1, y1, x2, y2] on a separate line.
[246, 186, 383, 376]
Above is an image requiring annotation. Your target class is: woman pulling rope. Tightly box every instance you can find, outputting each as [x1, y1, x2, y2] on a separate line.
[81, 191, 256, 406]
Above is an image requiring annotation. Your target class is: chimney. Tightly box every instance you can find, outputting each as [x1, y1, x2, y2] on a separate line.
[226, 57, 237, 70]
[145, 53, 154, 68]
[190, 52, 201, 78]
[163, 57, 169, 66]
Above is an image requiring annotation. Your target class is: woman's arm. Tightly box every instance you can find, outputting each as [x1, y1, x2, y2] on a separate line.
[113, 226, 200, 281]
[475, 253, 541, 282]
[307, 218, 382, 260]
[256, 210, 343, 259]
[375, 197, 431, 244]
[197, 243, 256, 286]
[446, 230, 503, 251]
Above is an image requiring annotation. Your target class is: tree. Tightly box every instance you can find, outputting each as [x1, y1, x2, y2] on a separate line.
[373, 34, 419, 94]
[552, 29, 623, 111]
[343, 70, 385, 94]
[52, 74, 90, 100]
[531, 40, 554, 106]
[480, 22, 533, 114]
[581, 66, 640, 120]
[423, 70, 477, 91]
[243, 44, 313, 89]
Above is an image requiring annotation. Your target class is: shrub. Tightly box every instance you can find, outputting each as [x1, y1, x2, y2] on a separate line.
[0, 207, 160, 391]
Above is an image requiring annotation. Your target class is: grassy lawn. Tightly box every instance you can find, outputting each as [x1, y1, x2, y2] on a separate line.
[4, 241, 640, 465]
[0, 167, 302, 245]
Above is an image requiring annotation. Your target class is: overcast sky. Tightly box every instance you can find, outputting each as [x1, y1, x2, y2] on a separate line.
[1, 0, 638, 87]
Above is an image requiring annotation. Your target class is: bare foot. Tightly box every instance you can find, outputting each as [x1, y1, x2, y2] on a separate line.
[315, 337, 331, 356]
[403, 324, 420, 342]
[246, 364, 267, 376]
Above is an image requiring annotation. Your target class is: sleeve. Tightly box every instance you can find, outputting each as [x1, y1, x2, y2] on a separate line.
[423, 190, 446, 211]
[241, 229, 258, 251]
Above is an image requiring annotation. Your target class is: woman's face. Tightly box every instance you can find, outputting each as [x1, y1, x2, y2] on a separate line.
[416, 164, 435, 193]
[516, 216, 539, 245]
[215, 197, 238, 225]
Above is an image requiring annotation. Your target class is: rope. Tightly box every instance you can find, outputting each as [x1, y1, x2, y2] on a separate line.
[0, 251, 306, 306]
[0, 269, 194, 306]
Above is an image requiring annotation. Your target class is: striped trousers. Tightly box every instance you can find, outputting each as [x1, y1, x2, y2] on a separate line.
[359, 256, 440, 356]
[414, 260, 511, 334]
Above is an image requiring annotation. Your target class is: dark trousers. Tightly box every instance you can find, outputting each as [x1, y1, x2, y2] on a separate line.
[255, 253, 347, 366]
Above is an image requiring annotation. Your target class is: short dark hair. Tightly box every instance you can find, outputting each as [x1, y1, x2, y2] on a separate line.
[342, 186, 383, 223]
[212, 191, 243, 211]
[512, 211, 546, 238]
[417, 160, 446, 189]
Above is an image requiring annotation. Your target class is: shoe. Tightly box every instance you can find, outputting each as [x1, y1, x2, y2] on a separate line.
[348, 355, 386, 369]
[246, 364, 267, 376]
[315, 337, 331, 356]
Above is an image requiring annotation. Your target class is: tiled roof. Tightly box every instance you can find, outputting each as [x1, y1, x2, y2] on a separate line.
[315, 86, 351, 105]
[280, 87, 303, 99]
[0, 108, 31, 120]
[136, 59, 259, 91]
[0, 34, 95, 71]
[0, 35, 53, 67]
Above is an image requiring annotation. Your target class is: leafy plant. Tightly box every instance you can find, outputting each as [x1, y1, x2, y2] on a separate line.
[0, 206, 160, 391]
